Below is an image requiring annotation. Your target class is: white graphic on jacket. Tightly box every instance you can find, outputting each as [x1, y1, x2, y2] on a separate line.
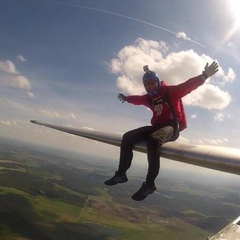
[150, 96, 170, 118]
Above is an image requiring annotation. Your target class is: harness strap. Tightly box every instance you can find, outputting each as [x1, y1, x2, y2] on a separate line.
[148, 90, 180, 141]
[163, 90, 180, 141]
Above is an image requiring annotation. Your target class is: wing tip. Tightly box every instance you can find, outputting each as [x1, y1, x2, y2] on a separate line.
[30, 120, 41, 125]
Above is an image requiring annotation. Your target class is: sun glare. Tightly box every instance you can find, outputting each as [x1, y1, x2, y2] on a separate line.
[223, 0, 240, 43]
[229, 0, 240, 27]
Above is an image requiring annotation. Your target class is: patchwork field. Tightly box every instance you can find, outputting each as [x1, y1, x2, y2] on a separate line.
[0, 138, 239, 239]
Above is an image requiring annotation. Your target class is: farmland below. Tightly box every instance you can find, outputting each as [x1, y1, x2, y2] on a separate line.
[0, 137, 239, 240]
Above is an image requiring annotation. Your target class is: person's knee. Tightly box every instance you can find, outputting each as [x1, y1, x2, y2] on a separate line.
[122, 131, 134, 143]
[147, 135, 159, 149]
[147, 135, 158, 143]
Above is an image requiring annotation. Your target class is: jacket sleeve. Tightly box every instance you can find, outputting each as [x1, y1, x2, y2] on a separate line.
[126, 95, 149, 106]
[168, 75, 205, 99]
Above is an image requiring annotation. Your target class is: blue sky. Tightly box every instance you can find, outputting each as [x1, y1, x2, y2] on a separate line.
[0, 0, 240, 162]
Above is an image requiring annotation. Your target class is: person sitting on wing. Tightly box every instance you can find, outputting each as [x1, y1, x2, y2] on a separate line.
[105, 61, 219, 201]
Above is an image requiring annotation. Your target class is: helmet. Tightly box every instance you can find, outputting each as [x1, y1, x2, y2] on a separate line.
[142, 65, 161, 95]
[142, 70, 159, 82]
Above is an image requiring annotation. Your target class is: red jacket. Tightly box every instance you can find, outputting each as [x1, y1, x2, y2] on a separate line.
[126, 75, 205, 126]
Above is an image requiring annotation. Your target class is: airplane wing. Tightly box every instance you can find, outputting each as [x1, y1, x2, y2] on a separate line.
[31, 120, 240, 239]
[208, 215, 240, 240]
[30, 120, 240, 176]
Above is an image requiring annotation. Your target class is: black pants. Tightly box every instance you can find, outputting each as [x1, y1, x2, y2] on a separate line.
[117, 123, 178, 185]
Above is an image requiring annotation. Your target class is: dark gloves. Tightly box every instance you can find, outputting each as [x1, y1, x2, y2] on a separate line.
[118, 93, 126, 103]
[202, 61, 219, 79]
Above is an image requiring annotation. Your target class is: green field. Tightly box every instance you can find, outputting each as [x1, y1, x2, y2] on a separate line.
[0, 138, 239, 239]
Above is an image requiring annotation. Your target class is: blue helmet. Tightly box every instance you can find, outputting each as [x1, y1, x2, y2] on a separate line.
[142, 65, 161, 95]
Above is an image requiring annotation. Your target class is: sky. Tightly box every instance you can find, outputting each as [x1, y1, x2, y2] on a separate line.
[0, 0, 240, 169]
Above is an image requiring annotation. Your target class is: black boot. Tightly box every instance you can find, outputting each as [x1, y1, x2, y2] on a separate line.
[104, 171, 128, 186]
[132, 182, 156, 201]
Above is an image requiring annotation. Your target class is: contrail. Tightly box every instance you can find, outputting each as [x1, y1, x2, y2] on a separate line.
[34, 0, 206, 48]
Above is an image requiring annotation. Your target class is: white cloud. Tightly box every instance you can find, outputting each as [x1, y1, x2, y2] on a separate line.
[28, 92, 35, 98]
[0, 75, 32, 91]
[17, 55, 26, 62]
[0, 75, 33, 92]
[215, 67, 236, 85]
[177, 135, 190, 143]
[0, 59, 33, 93]
[0, 60, 18, 74]
[40, 110, 61, 118]
[214, 112, 232, 121]
[0, 120, 11, 126]
[14, 75, 31, 90]
[0, 120, 17, 127]
[176, 32, 191, 41]
[214, 113, 224, 121]
[176, 32, 205, 47]
[40, 109, 76, 120]
[191, 114, 197, 119]
[223, 67, 235, 82]
[183, 84, 231, 110]
[70, 113, 76, 119]
[197, 138, 228, 145]
[109, 38, 232, 110]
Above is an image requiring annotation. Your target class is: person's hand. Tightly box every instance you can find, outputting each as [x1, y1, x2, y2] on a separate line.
[118, 93, 126, 103]
[203, 61, 219, 79]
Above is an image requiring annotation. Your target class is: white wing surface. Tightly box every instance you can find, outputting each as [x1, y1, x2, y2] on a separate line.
[30, 120, 240, 176]
[208, 215, 240, 240]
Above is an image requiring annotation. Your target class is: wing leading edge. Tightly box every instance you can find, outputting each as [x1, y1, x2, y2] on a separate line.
[30, 120, 240, 176]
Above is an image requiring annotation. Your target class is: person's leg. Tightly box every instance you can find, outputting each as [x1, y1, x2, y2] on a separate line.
[132, 126, 174, 201]
[105, 126, 152, 186]
[146, 126, 174, 184]
[118, 126, 152, 174]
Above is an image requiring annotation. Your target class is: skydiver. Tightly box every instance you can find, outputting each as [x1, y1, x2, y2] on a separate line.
[104, 61, 219, 201]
